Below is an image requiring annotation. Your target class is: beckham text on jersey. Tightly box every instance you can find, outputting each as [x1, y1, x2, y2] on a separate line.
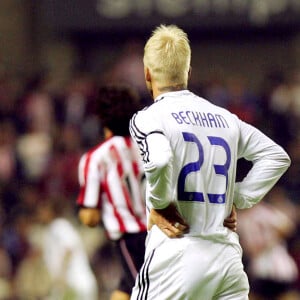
[171, 111, 229, 128]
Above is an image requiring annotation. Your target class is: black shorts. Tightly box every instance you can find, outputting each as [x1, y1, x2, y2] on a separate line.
[115, 231, 147, 295]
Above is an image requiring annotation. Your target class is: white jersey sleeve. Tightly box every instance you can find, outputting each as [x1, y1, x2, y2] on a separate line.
[130, 111, 173, 209]
[234, 120, 291, 208]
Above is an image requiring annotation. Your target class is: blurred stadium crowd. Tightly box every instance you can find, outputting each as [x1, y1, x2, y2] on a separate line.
[0, 38, 300, 299]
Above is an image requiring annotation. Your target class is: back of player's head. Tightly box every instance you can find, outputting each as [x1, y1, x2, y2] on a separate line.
[144, 24, 191, 88]
[97, 84, 141, 136]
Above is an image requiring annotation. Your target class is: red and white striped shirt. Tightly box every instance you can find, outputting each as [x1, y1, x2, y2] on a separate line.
[77, 136, 147, 240]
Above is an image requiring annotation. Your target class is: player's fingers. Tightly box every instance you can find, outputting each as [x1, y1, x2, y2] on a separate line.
[223, 219, 237, 231]
[172, 222, 188, 233]
[167, 223, 188, 238]
[163, 227, 177, 238]
[224, 218, 236, 224]
[155, 221, 180, 237]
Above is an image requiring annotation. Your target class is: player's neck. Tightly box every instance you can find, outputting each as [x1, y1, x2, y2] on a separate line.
[152, 82, 187, 100]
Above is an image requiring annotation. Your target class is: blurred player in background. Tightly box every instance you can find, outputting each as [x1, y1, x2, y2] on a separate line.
[76, 85, 147, 300]
[129, 24, 291, 299]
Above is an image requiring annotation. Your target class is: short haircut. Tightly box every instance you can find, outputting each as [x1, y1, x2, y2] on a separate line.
[97, 84, 141, 136]
[144, 24, 191, 88]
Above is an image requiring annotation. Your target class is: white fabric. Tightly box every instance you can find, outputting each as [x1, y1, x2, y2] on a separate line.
[131, 236, 249, 300]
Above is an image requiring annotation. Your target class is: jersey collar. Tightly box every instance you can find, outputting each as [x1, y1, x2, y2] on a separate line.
[154, 90, 190, 102]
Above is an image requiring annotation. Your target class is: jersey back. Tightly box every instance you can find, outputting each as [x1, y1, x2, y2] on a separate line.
[132, 90, 240, 240]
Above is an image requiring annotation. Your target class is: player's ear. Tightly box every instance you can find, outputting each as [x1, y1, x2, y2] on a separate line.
[103, 127, 113, 139]
[188, 66, 192, 79]
[145, 67, 151, 82]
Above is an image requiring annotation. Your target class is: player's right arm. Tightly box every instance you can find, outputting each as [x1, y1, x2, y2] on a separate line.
[76, 152, 102, 227]
[130, 110, 173, 209]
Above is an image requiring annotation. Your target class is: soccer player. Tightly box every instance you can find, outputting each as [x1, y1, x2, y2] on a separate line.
[129, 25, 291, 299]
[77, 85, 147, 300]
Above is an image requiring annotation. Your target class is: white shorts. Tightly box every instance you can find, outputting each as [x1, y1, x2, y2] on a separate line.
[131, 237, 249, 300]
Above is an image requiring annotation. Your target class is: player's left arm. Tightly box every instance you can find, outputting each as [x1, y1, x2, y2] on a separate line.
[234, 120, 291, 209]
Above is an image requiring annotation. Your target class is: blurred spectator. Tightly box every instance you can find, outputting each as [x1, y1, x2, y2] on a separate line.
[0, 76, 19, 122]
[12, 210, 51, 300]
[289, 69, 300, 139]
[14, 245, 51, 299]
[267, 74, 294, 148]
[104, 40, 151, 105]
[16, 130, 52, 182]
[0, 120, 18, 184]
[0, 245, 13, 299]
[36, 198, 99, 300]
[16, 72, 55, 135]
[284, 137, 300, 200]
[0, 120, 22, 227]
[237, 193, 299, 300]
[41, 125, 83, 200]
[62, 73, 99, 148]
[13, 73, 54, 183]
[226, 75, 259, 125]
[1, 211, 33, 279]
[203, 75, 229, 108]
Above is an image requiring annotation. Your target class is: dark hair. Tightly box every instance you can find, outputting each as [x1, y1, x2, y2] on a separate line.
[97, 84, 142, 136]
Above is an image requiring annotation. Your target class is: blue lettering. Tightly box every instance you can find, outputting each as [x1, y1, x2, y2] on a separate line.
[179, 111, 190, 124]
[171, 111, 230, 129]
[171, 113, 183, 124]
[199, 112, 209, 127]
[215, 114, 229, 128]
[192, 111, 202, 126]
[208, 113, 217, 127]
[186, 111, 196, 125]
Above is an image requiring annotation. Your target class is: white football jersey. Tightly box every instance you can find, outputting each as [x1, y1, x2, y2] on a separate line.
[77, 136, 147, 240]
[130, 90, 290, 247]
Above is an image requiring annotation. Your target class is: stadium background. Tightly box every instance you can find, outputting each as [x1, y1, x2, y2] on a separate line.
[0, 0, 300, 299]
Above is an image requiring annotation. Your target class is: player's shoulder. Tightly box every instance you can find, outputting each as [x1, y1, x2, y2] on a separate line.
[80, 138, 115, 163]
[131, 104, 151, 124]
[130, 104, 161, 136]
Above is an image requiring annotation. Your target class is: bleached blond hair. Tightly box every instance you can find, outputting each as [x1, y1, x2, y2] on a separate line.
[144, 24, 191, 87]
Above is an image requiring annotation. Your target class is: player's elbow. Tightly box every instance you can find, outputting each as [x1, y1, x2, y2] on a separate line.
[284, 152, 291, 168]
[277, 150, 291, 173]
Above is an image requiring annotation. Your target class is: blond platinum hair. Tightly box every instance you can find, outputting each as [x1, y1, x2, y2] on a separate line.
[144, 24, 191, 88]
